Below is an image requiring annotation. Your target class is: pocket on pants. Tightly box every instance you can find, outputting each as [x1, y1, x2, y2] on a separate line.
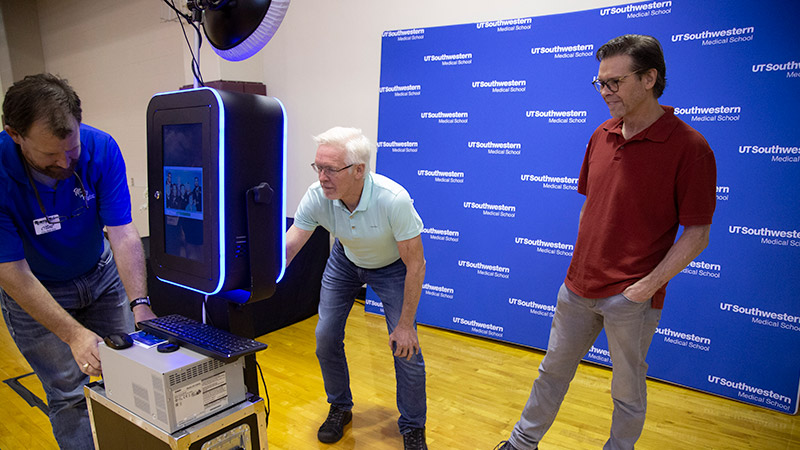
[609, 292, 651, 317]
[620, 292, 642, 304]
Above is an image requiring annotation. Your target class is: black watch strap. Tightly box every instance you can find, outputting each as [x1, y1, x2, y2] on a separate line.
[129, 296, 151, 311]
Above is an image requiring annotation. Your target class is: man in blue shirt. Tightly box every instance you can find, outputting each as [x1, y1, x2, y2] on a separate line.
[286, 127, 428, 450]
[0, 74, 156, 449]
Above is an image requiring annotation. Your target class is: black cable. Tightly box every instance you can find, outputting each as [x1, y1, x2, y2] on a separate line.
[189, 21, 204, 86]
[255, 360, 270, 419]
[202, 295, 217, 328]
[200, 293, 268, 417]
[200, 296, 269, 425]
[162, 0, 205, 87]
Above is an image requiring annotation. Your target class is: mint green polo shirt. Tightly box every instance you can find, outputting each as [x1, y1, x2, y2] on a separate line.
[294, 172, 423, 269]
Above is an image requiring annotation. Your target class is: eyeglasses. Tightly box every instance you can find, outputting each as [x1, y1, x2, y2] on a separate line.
[311, 163, 353, 176]
[24, 166, 89, 224]
[591, 70, 643, 93]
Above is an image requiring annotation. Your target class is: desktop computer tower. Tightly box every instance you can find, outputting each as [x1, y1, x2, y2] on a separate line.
[99, 337, 246, 433]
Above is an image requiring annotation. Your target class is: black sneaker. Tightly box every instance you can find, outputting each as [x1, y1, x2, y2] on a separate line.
[403, 427, 427, 450]
[494, 440, 518, 450]
[317, 405, 352, 443]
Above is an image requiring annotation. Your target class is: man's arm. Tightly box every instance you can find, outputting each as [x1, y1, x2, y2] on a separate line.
[106, 222, 156, 323]
[285, 224, 314, 267]
[0, 259, 103, 376]
[389, 235, 426, 360]
[623, 224, 711, 303]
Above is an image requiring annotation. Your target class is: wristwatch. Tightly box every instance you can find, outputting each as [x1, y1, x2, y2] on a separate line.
[129, 296, 151, 311]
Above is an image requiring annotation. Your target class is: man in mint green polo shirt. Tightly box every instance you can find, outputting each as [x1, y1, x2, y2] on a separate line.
[286, 127, 428, 450]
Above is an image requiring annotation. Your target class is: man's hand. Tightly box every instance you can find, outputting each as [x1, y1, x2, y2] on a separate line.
[68, 328, 103, 377]
[622, 281, 655, 303]
[622, 225, 711, 304]
[133, 305, 157, 325]
[391, 235, 425, 361]
[389, 324, 420, 360]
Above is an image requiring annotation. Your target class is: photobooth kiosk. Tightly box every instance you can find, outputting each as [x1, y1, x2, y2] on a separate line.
[82, 0, 303, 447]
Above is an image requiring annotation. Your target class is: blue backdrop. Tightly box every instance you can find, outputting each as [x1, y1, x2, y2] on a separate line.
[369, 0, 800, 414]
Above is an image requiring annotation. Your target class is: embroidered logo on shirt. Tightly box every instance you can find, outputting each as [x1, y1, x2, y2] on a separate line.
[74, 186, 95, 202]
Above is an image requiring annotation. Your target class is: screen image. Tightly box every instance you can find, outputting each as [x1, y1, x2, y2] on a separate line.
[163, 124, 204, 261]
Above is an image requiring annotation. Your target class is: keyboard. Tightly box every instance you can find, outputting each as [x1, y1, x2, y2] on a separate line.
[137, 314, 267, 362]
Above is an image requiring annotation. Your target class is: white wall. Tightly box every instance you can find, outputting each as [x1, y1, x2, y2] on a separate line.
[35, 0, 186, 233]
[31, 0, 629, 235]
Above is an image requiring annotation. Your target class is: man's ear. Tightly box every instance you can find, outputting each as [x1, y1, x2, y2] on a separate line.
[3, 125, 23, 144]
[641, 68, 658, 91]
[354, 163, 367, 179]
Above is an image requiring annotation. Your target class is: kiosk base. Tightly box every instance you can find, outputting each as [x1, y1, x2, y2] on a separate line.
[85, 382, 267, 449]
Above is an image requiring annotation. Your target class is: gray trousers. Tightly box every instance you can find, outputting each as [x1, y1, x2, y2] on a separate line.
[509, 283, 662, 450]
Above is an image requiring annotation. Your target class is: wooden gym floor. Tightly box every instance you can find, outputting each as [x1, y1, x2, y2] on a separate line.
[1, 301, 798, 449]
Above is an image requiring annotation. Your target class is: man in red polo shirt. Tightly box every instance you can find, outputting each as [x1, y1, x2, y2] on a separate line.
[498, 35, 717, 450]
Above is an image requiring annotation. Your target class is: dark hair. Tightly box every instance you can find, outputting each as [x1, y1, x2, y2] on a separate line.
[2, 73, 82, 138]
[596, 34, 667, 98]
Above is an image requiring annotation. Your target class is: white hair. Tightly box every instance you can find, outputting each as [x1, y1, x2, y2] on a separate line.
[313, 126, 371, 170]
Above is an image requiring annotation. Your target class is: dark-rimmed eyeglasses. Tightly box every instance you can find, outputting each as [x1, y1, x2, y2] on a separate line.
[311, 163, 353, 176]
[591, 70, 643, 93]
[25, 169, 89, 225]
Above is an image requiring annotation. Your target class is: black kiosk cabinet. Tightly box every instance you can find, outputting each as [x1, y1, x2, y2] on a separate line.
[86, 87, 288, 449]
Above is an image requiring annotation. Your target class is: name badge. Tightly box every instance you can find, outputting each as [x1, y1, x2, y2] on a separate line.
[33, 216, 61, 235]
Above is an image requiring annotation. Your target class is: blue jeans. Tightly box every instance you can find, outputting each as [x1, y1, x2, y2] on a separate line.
[509, 283, 662, 450]
[0, 242, 134, 450]
[315, 240, 427, 433]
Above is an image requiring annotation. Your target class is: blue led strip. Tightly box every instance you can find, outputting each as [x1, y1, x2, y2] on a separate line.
[206, 87, 226, 295]
[275, 97, 288, 283]
[152, 87, 225, 295]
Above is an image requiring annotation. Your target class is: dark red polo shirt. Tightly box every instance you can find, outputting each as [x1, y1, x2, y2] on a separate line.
[565, 106, 717, 308]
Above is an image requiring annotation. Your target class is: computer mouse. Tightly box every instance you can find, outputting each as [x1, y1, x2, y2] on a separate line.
[157, 342, 180, 353]
[104, 333, 133, 350]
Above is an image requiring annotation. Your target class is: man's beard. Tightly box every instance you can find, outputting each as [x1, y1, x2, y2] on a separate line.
[30, 159, 77, 180]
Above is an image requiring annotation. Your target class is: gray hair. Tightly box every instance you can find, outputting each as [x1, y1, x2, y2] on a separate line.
[313, 126, 371, 170]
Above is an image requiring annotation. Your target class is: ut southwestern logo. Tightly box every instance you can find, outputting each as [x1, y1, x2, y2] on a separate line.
[670, 26, 754, 44]
[475, 17, 533, 30]
[599, 1, 672, 17]
[707, 374, 792, 412]
[382, 29, 424, 40]
[752, 61, 800, 73]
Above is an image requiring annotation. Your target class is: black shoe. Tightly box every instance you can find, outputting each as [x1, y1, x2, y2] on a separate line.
[317, 405, 352, 443]
[494, 440, 518, 450]
[403, 427, 427, 450]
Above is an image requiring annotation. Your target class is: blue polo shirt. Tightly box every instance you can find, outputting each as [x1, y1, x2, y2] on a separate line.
[0, 124, 132, 281]
[294, 172, 423, 269]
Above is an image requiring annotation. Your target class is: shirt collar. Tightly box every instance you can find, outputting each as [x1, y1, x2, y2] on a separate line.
[605, 105, 678, 143]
